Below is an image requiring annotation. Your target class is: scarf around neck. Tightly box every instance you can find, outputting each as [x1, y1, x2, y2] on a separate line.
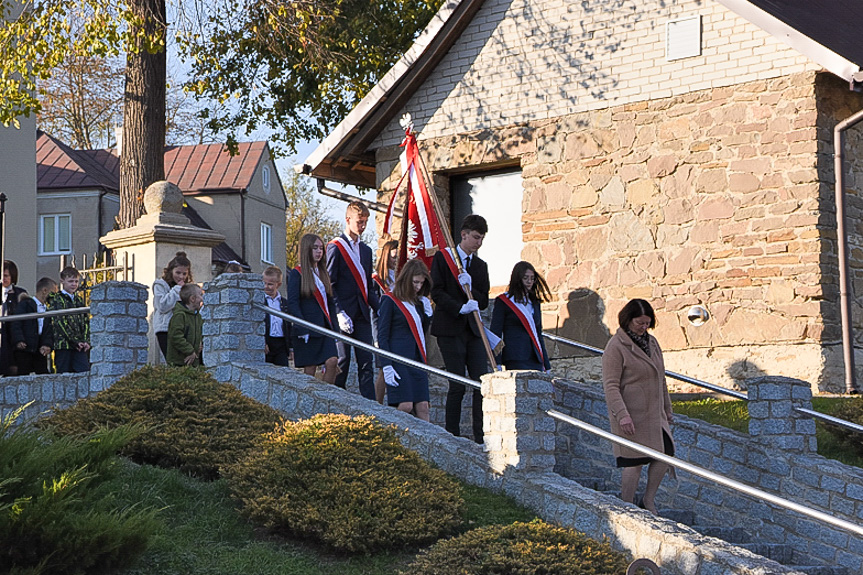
[625, 329, 651, 357]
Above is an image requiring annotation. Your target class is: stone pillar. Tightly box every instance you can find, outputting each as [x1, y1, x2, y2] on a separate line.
[100, 181, 225, 365]
[482, 370, 556, 474]
[89, 281, 149, 390]
[747, 375, 817, 453]
[200, 272, 266, 382]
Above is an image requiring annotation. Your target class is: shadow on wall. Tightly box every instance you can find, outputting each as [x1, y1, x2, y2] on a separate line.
[725, 359, 766, 392]
[550, 288, 611, 359]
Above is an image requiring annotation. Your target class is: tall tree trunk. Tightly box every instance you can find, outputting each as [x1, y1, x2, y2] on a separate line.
[119, 0, 167, 229]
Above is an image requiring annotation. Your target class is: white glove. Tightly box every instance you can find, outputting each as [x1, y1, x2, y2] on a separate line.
[337, 311, 354, 334]
[458, 272, 472, 289]
[420, 296, 433, 317]
[459, 300, 479, 315]
[383, 365, 401, 387]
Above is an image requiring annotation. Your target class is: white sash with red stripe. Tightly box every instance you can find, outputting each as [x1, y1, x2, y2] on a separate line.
[386, 294, 427, 363]
[331, 237, 369, 305]
[371, 272, 391, 295]
[296, 266, 332, 327]
[441, 247, 462, 283]
[499, 293, 544, 364]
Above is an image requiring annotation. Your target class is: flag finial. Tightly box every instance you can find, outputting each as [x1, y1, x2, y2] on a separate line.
[400, 113, 414, 134]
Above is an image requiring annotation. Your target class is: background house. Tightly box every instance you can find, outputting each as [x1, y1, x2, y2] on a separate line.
[305, 0, 863, 393]
[36, 134, 288, 281]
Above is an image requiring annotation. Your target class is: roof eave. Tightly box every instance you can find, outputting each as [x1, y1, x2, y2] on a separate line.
[302, 0, 486, 188]
[717, 0, 860, 82]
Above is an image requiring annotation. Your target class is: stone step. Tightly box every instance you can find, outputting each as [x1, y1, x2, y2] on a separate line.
[787, 565, 849, 575]
[739, 542, 794, 564]
[571, 476, 606, 491]
[691, 525, 752, 544]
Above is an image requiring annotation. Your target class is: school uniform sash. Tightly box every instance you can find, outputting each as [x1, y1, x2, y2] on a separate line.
[385, 294, 427, 363]
[296, 266, 332, 327]
[441, 247, 463, 283]
[499, 293, 544, 364]
[330, 237, 369, 305]
[371, 272, 391, 295]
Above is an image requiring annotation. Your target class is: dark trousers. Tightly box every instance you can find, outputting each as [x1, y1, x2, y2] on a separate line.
[438, 332, 488, 443]
[54, 349, 90, 373]
[334, 316, 375, 400]
[156, 331, 168, 360]
[14, 350, 50, 375]
[266, 336, 289, 366]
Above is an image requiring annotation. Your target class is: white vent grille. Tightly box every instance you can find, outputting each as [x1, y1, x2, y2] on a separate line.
[666, 16, 701, 61]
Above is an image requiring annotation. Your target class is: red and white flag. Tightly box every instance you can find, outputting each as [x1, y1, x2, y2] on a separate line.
[382, 127, 447, 268]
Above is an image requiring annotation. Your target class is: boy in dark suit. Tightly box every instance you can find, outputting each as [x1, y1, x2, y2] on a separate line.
[326, 201, 379, 399]
[430, 214, 490, 443]
[262, 266, 291, 366]
[10, 277, 56, 375]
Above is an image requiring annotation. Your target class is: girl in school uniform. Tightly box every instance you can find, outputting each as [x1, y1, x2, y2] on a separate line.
[490, 260, 552, 372]
[372, 239, 399, 403]
[377, 258, 433, 421]
[287, 234, 339, 384]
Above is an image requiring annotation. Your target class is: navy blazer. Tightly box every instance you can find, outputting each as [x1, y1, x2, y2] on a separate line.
[286, 268, 338, 339]
[377, 296, 431, 368]
[430, 249, 489, 338]
[10, 294, 53, 352]
[326, 234, 379, 321]
[491, 296, 551, 371]
[264, 293, 292, 345]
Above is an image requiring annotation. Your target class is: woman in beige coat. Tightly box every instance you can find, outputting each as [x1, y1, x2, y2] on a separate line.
[602, 299, 674, 515]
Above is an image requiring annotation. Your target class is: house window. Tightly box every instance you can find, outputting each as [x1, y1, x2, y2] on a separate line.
[261, 222, 273, 264]
[451, 169, 524, 287]
[39, 214, 72, 255]
[262, 165, 271, 194]
[666, 16, 701, 61]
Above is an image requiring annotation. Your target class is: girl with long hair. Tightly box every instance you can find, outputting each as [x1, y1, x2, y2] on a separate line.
[377, 258, 433, 420]
[490, 260, 552, 371]
[152, 252, 193, 360]
[287, 234, 339, 384]
[372, 239, 399, 403]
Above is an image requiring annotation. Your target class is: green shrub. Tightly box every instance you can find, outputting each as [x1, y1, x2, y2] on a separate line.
[225, 414, 464, 554]
[40, 365, 283, 479]
[822, 396, 863, 457]
[0, 406, 157, 575]
[403, 519, 630, 575]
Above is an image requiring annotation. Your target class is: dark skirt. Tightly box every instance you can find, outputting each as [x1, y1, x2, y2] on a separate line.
[292, 335, 337, 367]
[386, 363, 430, 405]
[504, 358, 544, 371]
[616, 429, 674, 468]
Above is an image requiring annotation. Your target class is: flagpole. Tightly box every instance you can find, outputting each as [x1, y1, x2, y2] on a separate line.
[407, 129, 499, 372]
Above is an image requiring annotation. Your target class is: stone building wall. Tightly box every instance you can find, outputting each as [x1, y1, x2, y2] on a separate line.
[375, 71, 863, 393]
[372, 0, 817, 147]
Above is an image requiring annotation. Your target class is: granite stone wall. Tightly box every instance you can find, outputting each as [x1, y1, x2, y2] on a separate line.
[376, 72, 863, 394]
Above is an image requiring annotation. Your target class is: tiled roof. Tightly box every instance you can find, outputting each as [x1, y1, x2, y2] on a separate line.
[164, 141, 268, 193]
[36, 130, 119, 192]
[181, 203, 248, 268]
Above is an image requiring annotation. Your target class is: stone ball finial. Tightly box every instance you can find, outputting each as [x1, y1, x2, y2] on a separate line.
[143, 181, 184, 215]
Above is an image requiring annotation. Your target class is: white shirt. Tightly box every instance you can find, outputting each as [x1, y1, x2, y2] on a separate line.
[456, 245, 473, 270]
[36, 298, 47, 334]
[266, 293, 285, 337]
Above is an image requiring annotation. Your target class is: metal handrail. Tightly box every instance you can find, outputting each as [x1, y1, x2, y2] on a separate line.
[0, 307, 90, 323]
[542, 332, 747, 400]
[543, 332, 863, 434]
[251, 303, 480, 390]
[256, 304, 863, 537]
[548, 409, 863, 537]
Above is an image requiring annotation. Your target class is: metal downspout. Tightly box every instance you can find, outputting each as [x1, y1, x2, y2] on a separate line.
[833, 108, 863, 393]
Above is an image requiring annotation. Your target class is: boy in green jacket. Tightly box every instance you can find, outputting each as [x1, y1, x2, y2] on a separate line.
[166, 284, 204, 367]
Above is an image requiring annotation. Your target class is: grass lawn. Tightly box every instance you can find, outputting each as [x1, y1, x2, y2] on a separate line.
[672, 397, 863, 468]
[113, 461, 537, 575]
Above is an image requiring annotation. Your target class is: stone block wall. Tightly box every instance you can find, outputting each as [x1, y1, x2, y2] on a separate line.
[0, 281, 150, 423]
[552, 373, 863, 572]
